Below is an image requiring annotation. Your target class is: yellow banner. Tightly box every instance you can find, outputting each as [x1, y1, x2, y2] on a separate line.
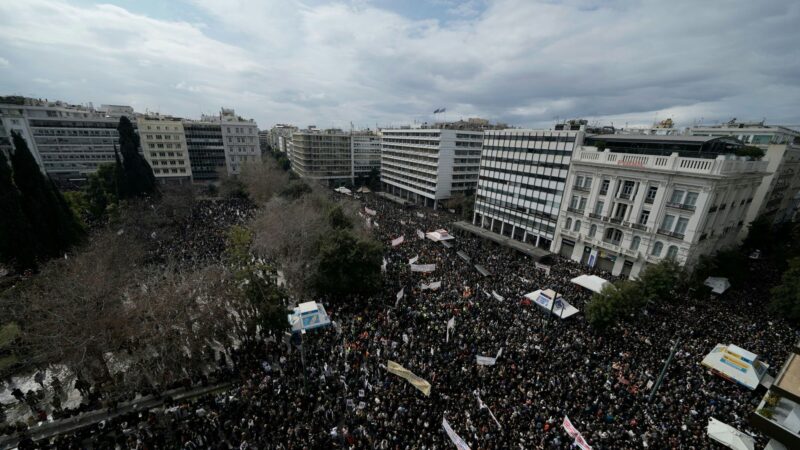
[386, 360, 431, 396]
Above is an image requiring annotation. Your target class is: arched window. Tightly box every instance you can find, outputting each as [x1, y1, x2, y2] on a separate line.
[565, 218, 572, 230]
[652, 241, 664, 257]
[574, 220, 582, 232]
[666, 245, 678, 260]
[630, 236, 641, 251]
[604, 227, 623, 244]
[588, 224, 597, 238]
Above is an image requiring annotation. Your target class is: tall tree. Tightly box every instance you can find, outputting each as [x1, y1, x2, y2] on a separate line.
[9, 132, 83, 263]
[770, 257, 800, 323]
[0, 149, 36, 271]
[117, 116, 156, 198]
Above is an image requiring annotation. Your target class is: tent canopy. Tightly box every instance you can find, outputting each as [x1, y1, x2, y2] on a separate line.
[356, 186, 371, 193]
[704, 277, 731, 294]
[701, 343, 769, 390]
[334, 187, 352, 195]
[426, 229, 455, 242]
[706, 417, 755, 450]
[570, 275, 611, 294]
[524, 289, 579, 319]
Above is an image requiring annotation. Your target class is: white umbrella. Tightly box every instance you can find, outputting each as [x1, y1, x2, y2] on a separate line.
[707, 418, 755, 450]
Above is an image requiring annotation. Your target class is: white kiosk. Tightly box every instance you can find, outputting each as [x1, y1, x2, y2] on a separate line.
[524, 289, 579, 319]
[288, 301, 332, 333]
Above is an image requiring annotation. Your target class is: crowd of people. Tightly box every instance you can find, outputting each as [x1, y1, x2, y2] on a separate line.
[4, 193, 798, 449]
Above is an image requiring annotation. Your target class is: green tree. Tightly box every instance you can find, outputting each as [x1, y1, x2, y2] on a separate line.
[9, 132, 83, 263]
[736, 145, 766, 160]
[586, 280, 643, 330]
[85, 163, 121, 220]
[314, 229, 382, 298]
[225, 225, 254, 271]
[0, 150, 36, 272]
[277, 156, 291, 171]
[637, 259, 684, 303]
[367, 168, 380, 191]
[243, 275, 288, 333]
[117, 116, 156, 198]
[328, 204, 353, 230]
[280, 180, 312, 199]
[770, 257, 800, 322]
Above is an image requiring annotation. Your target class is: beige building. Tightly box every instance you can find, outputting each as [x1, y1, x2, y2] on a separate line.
[137, 115, 192, 183]
[289, 129, 353, 185]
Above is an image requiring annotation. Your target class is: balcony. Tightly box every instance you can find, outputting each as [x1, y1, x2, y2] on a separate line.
[618, 192, 632, 200]
[599, 189, 608, 196]
[666, 201, 696, 211]
[644, 197, 655, 204]
[630, 222, 648, 231]
[708, 205, 718, 213]
[574, 149, 769, 175]
[573, 185, 590, 193]
[567, 207, 585, 214]
[657, 229, 685, 240]
[588, 212, 602, 219]
[609, 217, 624, 225]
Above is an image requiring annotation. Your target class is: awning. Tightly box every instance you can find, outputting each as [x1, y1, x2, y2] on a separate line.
[475, 265, 491, 277]
[570, 275, 611, 294]
[706, 417, 755, 450]
[524, 289, 579, 319]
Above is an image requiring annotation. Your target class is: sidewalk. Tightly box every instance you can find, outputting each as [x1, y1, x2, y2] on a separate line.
[0, 382, 231, 449]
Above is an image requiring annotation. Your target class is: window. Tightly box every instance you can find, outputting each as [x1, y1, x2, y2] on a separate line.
[621, 180, 635, 198]
[600, 179, 610, 195]
[565, 218, 572, 230]
[588, 224, 597, 238]
[639, 210, 650, 225]
[652, 241, 663, 256]
[570, 196, 578, 209]
[646, 186, 658, 202]
[666, 245, 678, 260]
[674, 217, 689, 236]
[574, 220, 581, 232]
[584, 176, 592, 189]
[670, 189, 685, 204]
[578, 197, 587, 211]
[576, 175, 584, 187]
[594, 201, 604, 215]
[685, 192, 699, 207]
[661, 214, 675, 231]
[630, 236, 641, 251]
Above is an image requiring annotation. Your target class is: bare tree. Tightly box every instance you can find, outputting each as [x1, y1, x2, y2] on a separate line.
[238, 159, 290, 204]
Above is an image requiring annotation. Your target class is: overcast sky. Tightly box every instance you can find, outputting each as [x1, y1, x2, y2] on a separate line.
[1, 0, 799, 130]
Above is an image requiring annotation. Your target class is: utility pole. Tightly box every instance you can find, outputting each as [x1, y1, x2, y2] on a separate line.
[648, 337, 681, 403]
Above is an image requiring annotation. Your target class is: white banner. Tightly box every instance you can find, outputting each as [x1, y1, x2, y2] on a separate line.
[391, 236, 405, 247]
[446, 316, 455, 343]
[416, 212, 425, 218]
[416, 229, 425, 239]
[410, 263, 436, 273]
[364, 207, 377, 216]
[562, 416, 592, 450]
[421, 280, 442, 291]
[491, 291, 504, 301]
[381, 258, 387, 273]
[396, 288, 405, 301]
[400, 220, 406, 225]
[442, 417, 471, 450]
[409, 255, 419, 265]
[476, 355, 497, 366]
[476, 394, 502, 430]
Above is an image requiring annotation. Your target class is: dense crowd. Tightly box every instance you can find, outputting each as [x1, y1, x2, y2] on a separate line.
[5, 193, 798, 449]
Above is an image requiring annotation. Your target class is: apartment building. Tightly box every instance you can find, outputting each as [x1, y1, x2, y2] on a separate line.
[218, 108, 260, 175]
[380, 127, 483, 208]
[690, 121, 800, 227]
[352, 131, 382, 180]
[268, 124, 298, 156]
[552, 135, 768, 278]
[137, 116, 192, 183]
[0, 97, 132, 184]
[472, 129, 583, 250]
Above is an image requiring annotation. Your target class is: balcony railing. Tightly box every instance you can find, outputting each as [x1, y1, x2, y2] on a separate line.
[573, 185, 590, 192]
[588, 212, 602, 219]
[666, 201, 696, 211]
[567, 207, 585, 214]
[708, 205, 718, 213]
[644, 197, 654, 204]
[599, 189, 608, 196]
[609, 217, 624, 225]
[602, 239, 621, 247]
[618, 192, 632, 200]
[657, 229, 685, 240]
[630, 222, 648, 231]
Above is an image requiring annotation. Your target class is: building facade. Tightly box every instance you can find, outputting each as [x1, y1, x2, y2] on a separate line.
[552, 135, 768, 278]
[352, 131, 381, 180]
[137, 116, 192, 183]
[380, 127, 483, 208]
[690, 122, 800, 227]
[289, 129, 353, 185]
[218, 108, 260, 175]
[0, 98, 131, 184]
[183, 120, 226, 182]
[472, 129, 582, 250]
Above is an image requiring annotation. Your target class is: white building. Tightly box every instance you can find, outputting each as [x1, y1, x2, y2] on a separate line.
[352, 131, 381, 181]
[380, 127, 483, 208]
[689, 121, 800, 227]
[0, 97, 131, 184]
[289, 129, 353, 185]
[472, 129, 583, 250]
[137, 115, 192, 184]
[268, 124, 298, 156]
[218, 108, 260, 175]
[552, 135, 768, 278]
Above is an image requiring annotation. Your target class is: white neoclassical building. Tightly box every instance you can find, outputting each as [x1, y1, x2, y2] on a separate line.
[552, 135, 768, 278]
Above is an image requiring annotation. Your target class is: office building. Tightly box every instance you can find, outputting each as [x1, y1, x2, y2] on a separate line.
[552, 134, 768, 278]
[267, 124, 298, 156]
[690, 121, 800, 227]
[137, 115, 192, 183]
[0, 97, 131, 184]
[380, 127, 483, 208]
[183, 119, 226, 182]
[289, 129, 354, 185]
[352, 131, 381, 180]
[472, 129, 583, 250]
